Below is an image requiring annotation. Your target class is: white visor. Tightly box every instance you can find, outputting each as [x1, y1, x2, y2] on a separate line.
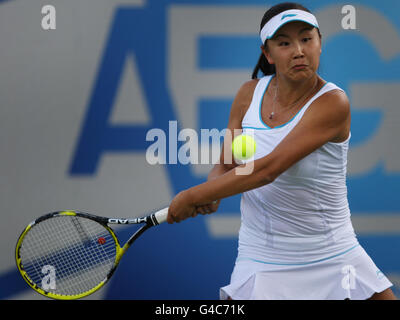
[260, 9, 319, 44]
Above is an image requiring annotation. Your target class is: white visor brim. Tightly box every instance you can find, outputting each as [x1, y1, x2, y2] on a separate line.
[260, 9, 319, 44]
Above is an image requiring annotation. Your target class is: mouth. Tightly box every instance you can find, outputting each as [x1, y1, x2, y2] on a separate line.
[293, 64, 307, 70]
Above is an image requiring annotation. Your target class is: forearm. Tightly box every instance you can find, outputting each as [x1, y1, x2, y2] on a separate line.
[189, 160, 272, 205]
[207, 163, 232, 181]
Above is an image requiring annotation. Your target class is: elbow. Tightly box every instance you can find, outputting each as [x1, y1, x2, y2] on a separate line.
[252, 152, 285, 186]
[263, 173, 277, 185]
[245, 156, 281, 188]
[255, 167, 278, 186]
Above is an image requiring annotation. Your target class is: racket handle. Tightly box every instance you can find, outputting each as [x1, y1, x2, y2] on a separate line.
[153, 207, 169, 224]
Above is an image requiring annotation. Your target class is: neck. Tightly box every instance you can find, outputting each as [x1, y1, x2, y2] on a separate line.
[273, 74, 319, 106]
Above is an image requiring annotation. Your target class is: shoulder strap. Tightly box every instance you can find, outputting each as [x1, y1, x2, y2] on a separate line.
[293, 82, 344, 121]
[242, 75, 274, 128]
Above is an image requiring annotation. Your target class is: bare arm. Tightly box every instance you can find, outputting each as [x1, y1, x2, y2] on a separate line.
[211, 79, 258, 176]
[194, 80, 258, 215]
[193, 90, 349, 201]
[167, 88, 350, 223]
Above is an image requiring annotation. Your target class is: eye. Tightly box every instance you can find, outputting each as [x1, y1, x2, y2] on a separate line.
[279, 41, 290, 46]
[302, 37, 313, 42]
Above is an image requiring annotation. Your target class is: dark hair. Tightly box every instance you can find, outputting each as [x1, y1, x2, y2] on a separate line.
[252, 2, 321, 79]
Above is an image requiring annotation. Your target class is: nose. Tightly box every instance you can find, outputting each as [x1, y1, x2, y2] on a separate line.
[293, 40, 305, 58]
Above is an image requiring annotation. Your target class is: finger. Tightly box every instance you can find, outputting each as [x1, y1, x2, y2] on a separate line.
[192, 207, 199, 218]
[196, 206, 208, 215]
[210, 200, 220, 211]
[173, 215, 181, 223]
[195, 206, 203, 214]
[204, 204, 213, 214]
[167, 208, 173, 224]
[169, 211, 180, 224]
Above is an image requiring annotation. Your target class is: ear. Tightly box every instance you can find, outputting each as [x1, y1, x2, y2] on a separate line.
[318, 35, 322, 54]
[261, 44, 274, 65]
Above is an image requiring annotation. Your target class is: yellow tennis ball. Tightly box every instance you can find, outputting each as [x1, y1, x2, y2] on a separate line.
[232, 134, 256, 161]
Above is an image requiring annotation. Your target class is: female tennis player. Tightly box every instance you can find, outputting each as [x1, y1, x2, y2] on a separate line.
[166, 2, 396, 300]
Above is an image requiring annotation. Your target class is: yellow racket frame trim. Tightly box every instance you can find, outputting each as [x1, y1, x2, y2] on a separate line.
[15, 211, 124, 300]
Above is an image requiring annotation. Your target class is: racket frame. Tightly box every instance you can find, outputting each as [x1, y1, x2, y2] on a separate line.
[15, 209, 166, 300]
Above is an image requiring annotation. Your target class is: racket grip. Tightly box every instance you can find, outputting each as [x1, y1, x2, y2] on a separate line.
[153, 207, 169, 224]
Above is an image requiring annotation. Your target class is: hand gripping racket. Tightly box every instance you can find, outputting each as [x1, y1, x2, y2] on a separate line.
[15, 207, 169, 300]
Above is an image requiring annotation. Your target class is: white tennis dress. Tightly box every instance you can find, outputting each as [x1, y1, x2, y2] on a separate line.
[220, 74, 393, 300]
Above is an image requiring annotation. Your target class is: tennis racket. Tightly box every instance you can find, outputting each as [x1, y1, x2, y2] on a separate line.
[15, 207, 169, 300]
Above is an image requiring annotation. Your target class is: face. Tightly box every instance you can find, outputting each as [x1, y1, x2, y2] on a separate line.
[262, 21, 322, 81]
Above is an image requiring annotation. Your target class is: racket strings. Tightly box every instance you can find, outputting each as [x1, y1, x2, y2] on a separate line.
[19, 215, 117, 296]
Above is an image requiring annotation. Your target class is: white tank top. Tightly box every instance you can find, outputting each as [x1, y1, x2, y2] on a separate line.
[238, 74, 359, 264]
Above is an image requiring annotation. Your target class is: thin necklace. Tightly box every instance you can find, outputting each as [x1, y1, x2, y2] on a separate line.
[269, 77, 319, 120]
